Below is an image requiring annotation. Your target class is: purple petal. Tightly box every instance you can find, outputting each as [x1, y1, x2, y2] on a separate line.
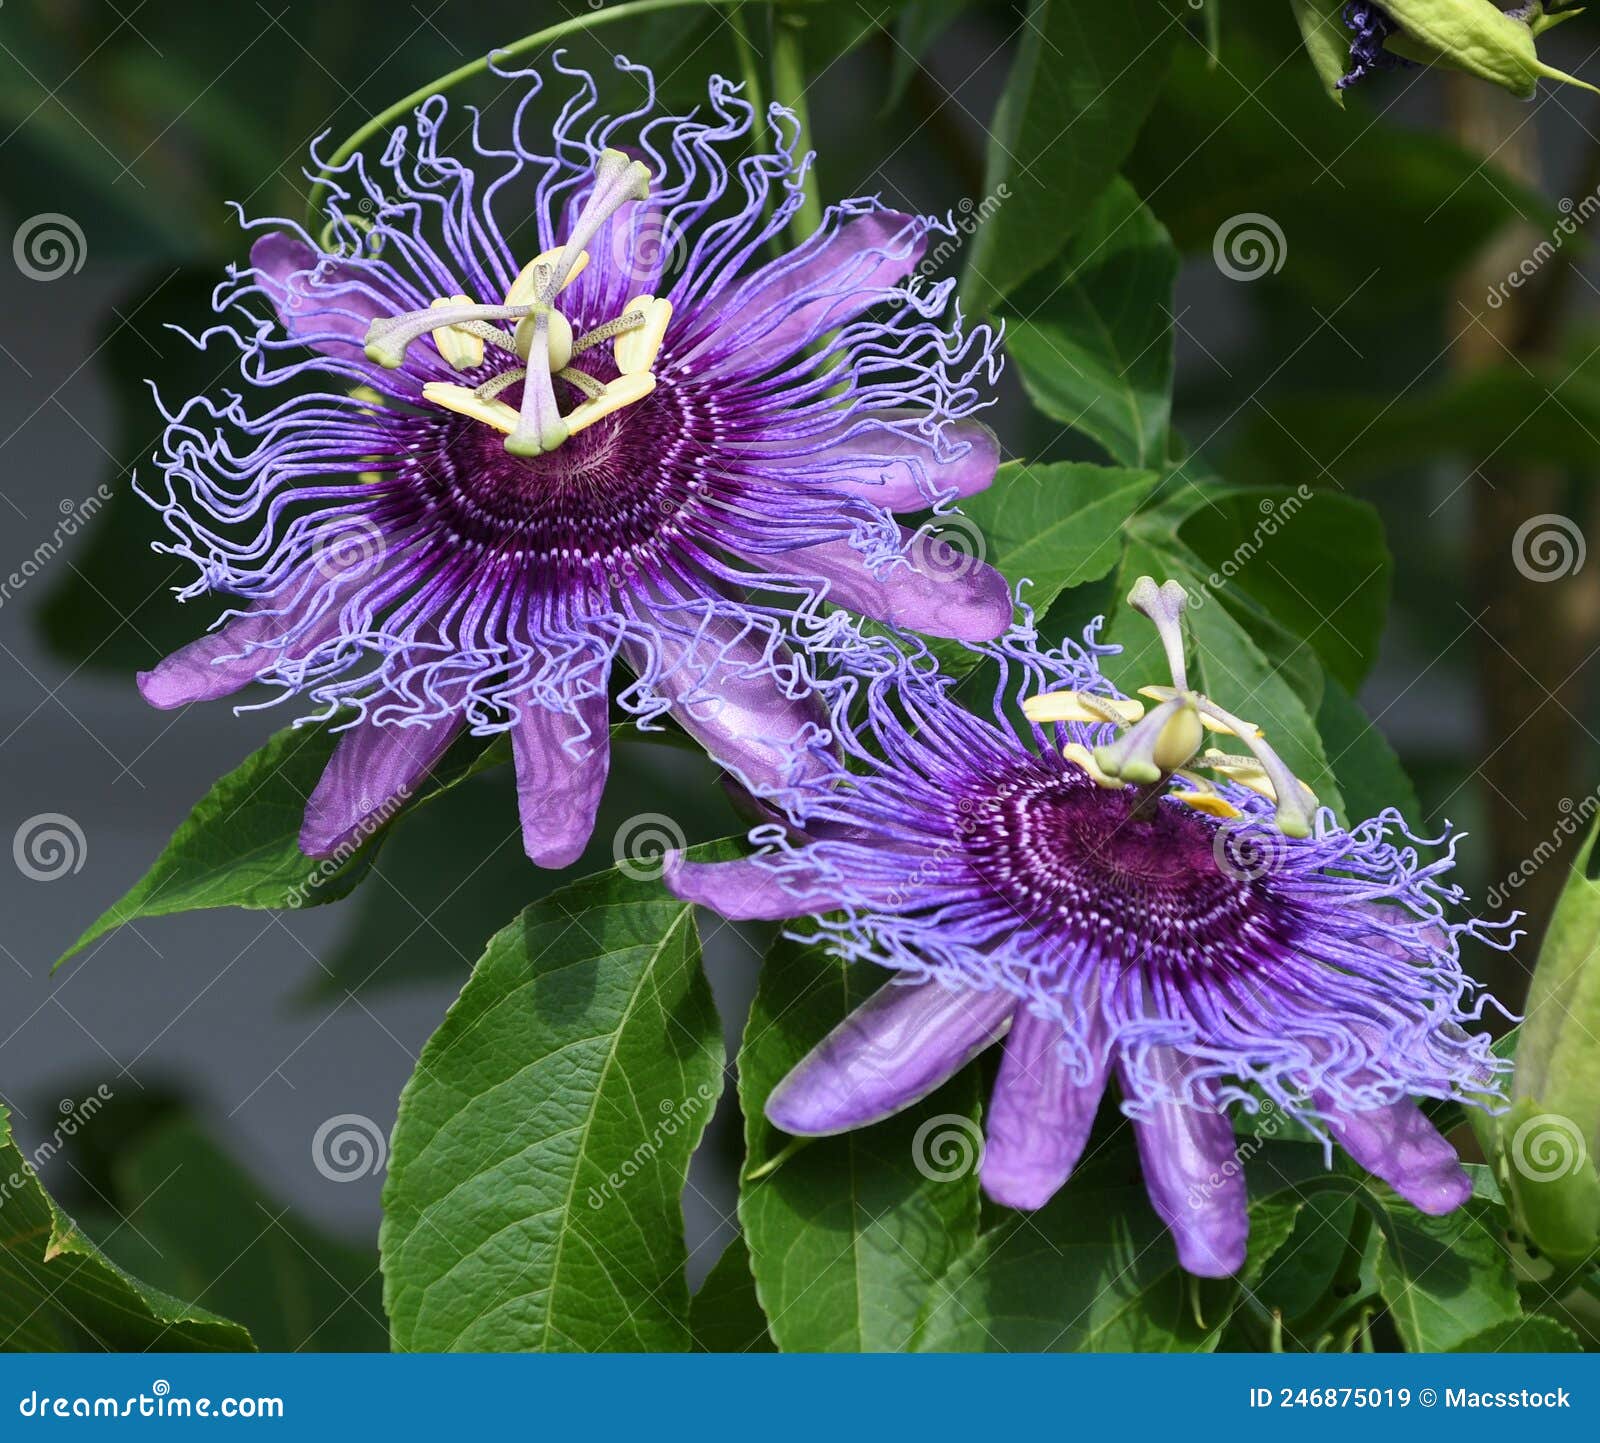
[1124, 1051, 1248, 1277]
[1323, 1096, 1471, 1216]
[511, 695, 611, 869]
[981, 1009, 1110, 1211]
[624, 615, 829, 796]
[700, 210, 925, 362]
[299, 714, 460, 858]
[777, 528, 1012, 642]
[664, 852, 845, 920]
[766, 415, 1000, 512]
[250, 233, 395, 363]
[137, 590, 340, 710]
[766, 978, 1014, 1136]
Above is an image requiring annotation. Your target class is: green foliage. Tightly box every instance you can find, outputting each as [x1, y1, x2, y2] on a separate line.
[0, 1104, 252, 1351]
[380, 863, 726, 1351]
[1002, 179, 1179, 468]
[737, 938, 983, 1352]
[58, 723, 506, 969]
[94, 1121, 387, 1352]
[962, 0, 1178, 312]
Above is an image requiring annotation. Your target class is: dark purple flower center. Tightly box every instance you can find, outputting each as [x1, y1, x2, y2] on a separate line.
[376, 371, 713, 579]
[960, 764, 1299, 976]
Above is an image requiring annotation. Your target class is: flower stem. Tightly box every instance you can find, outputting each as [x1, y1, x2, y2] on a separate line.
[306, 0, 792, 226]
[771, 9, 823, 246]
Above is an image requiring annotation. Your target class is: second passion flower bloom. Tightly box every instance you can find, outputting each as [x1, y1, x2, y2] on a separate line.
[137, 57, 1008, 866]
[668, 584, 1513, 1276]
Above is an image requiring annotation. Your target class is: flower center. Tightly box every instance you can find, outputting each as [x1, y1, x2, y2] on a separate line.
[362, 149, 672, 458]
[961, 764, 1294, 974]
[1022, 576, 1319, 838]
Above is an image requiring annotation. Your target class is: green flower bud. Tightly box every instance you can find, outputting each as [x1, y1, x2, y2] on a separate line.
[1290, 0, 1355, 105]
[1475, 817, 1600, 1265]
[1382, 0, 1598, 100]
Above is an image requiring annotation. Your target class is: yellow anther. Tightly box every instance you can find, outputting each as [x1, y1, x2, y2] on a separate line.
[348, 385, 386, 411]
[421, 381, 520, 435]
[1170, 791, 1244, 821]
[505, 247, 590, 307]
[1061, 742, 1124, 790]
[429, 296, 485, 370]
[1023, 690, 1145, 726]
[1198, 750, 1317, 812]
[614, 295, 673, 375]
[562, 372, 657, 437]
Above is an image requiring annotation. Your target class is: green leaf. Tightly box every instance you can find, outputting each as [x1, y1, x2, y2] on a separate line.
[961, 459, 1161, 614]
[1373, 1197, 1522, 1352]
[690, 1237, 775, 1353]
[0, 1103, 251, 1351]
[913, 1165, 1232, 1351]
[296, 734, 728, 1004]
[380, 864, 725, 1352]
[962, 0, 1178, 312]
[738, 937, 982, 1352]
[1316, 676, 1420, 823]
[1002, 179, 1179, 468]
[1452, 1315, 1584, 1352]
[97, 1120, 386, 1351]
[59, 723, 382, 967]
[1177, 487, 1391, 691]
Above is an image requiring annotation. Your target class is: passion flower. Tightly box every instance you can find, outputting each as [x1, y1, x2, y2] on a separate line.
[668, 587, 1512, 1275]
[139, 58, 1008, 865]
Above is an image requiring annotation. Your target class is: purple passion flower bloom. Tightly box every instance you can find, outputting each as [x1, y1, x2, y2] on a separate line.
[138, 57, 1008, 866]
[668, 583, 1512, 1276]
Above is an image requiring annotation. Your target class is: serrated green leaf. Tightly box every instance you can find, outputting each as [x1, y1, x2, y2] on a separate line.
[0, 1103, 251, 1351]
[964, 459, 1161, 610]
[1373, 1197, 1521, 1352]
[690, 1236, 775, 1353]
[380, 864, 725, 1352]
[738, 937, 982, 1352]
[962, 1, 1178, 312]
[1002, 179, 1179, 467]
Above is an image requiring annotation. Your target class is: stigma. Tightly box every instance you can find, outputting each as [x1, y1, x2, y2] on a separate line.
[1023, 576, 1319, 838]
[360, 149, 671, 457]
